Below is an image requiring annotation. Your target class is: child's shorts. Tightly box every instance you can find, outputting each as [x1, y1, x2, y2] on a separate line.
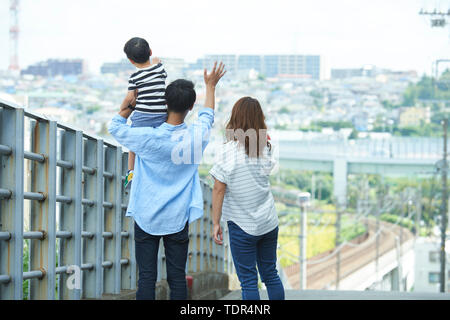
[130, 111, 167, 128]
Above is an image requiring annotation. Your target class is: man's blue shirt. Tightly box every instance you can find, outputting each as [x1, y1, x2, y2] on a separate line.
[108, 108, 214, 235]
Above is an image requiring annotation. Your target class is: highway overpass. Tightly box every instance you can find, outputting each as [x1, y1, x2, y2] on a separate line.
[277, 137, 443, 206]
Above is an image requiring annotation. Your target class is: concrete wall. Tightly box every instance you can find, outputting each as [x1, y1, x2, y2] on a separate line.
[99, 271, 230, 300]
[414, 238, 450, 293]
[337, 238, 415, 291]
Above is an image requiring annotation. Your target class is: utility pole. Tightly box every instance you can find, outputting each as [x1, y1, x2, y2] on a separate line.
[335, 204, 342, 290]
[364, 177, 370, 235]
[298, 192, 310, 290]
[398, 194, 408, 292]
[440, 119, 448, 293]
[432, 59, 450, 110]
[395, 236, 402, 290]
[419, 8, 450, 27]
[375, 192, 382, 289]
[415, 187, 422, 237]
[419, 6, 449, 292]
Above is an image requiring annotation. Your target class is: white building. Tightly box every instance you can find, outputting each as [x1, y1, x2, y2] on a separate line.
[414, 237, 450, 293]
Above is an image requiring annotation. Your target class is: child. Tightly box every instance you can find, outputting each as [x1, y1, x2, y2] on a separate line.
[122, 37, 168, 187]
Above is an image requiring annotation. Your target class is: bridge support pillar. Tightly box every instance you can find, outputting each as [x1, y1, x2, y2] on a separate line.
[333, 158, 348, 207]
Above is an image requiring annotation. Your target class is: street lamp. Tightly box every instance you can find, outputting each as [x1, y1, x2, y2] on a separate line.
[298, 192, 311, 290]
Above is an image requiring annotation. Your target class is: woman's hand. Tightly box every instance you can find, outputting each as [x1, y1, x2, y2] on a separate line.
[213, 223, 223, 245]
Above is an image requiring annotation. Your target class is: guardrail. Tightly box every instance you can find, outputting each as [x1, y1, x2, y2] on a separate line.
[0, 100, 231, 300]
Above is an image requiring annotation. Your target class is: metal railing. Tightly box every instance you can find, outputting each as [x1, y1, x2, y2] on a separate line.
[0, 100, 231, 300]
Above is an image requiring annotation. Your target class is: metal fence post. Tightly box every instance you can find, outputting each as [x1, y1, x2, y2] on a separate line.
[200, 203, 205, 272]
[191, 218, 198, 273]
[29, 119, 57, 299]
[103, 144, 121, 294]
[0, 105, 24, 300]
[95, 139, 105, 296]
[81, 137, 104, 298]
[120, 151, 134, 290]
[205, 191, 214, 271]
[114, 147, 123, 293]
[58, 129, 83, 300]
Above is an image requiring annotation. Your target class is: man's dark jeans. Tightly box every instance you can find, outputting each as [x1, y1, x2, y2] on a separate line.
[134, 221, 189, 300]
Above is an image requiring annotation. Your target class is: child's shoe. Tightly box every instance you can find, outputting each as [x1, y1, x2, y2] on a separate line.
[124, 170, 134, 188]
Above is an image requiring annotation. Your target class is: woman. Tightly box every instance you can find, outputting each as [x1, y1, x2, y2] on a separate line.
[210, 97, 284, 300]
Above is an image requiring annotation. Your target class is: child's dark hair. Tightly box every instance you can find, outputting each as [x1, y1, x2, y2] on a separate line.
[123, 37, 151, 64]
[165, 79, 196, 113]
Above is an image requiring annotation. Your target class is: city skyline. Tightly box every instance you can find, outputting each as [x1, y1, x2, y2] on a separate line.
[0, 0, 449, 75]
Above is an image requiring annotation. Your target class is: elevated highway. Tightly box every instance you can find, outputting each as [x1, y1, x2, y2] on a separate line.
[277, 137, 443, 205]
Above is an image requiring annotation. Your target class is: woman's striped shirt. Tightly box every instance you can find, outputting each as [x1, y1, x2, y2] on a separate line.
[209, 141, 278, 236]
[128, 62, 167, 114]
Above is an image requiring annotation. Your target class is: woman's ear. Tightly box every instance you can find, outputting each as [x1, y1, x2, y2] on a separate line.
[189, 104, 194, 111]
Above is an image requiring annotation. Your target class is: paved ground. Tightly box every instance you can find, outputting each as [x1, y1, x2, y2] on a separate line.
[221, 289, 450, 300]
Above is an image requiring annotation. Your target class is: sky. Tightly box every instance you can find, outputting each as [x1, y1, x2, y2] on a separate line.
[0, 0, 449, 75]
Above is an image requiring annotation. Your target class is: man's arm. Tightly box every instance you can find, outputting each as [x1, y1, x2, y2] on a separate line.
[108, 96, 153, 154]
[203, 62, 226, 110]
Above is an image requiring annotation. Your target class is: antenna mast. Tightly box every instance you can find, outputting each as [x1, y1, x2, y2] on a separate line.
[9, 0, 20, 71]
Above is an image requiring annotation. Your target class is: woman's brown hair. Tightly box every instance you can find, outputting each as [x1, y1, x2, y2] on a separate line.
[225, 97, 271, 158]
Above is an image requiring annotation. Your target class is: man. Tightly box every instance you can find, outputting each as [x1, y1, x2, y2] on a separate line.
[108, 62, 226, 300]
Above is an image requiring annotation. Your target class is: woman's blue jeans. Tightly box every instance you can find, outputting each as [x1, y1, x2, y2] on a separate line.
[227, 221, 285, 300]
[134, 222, 189, 300]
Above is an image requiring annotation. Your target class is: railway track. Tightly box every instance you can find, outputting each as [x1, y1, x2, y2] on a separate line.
[283, 219, 414, 289]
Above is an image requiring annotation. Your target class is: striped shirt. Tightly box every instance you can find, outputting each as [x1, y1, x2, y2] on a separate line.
[128, 62, 167, 114]
[209, 141, 278, 236]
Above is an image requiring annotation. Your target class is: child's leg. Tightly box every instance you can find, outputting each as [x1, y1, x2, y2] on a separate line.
[128, 151, 136, 171]
[124, 151, 136, 188]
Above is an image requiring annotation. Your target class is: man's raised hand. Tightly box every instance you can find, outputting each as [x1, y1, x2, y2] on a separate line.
[204, 61, 226, 88]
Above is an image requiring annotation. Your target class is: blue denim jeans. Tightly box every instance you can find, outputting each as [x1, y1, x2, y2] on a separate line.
[227, 221, 285, 300]
[130, 111, 167, 128]
[134, 221, 189, 300]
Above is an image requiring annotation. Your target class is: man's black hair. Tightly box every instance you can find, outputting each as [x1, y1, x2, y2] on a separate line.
[165, 79, 196, 113]
[123, 37, 150, 64]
